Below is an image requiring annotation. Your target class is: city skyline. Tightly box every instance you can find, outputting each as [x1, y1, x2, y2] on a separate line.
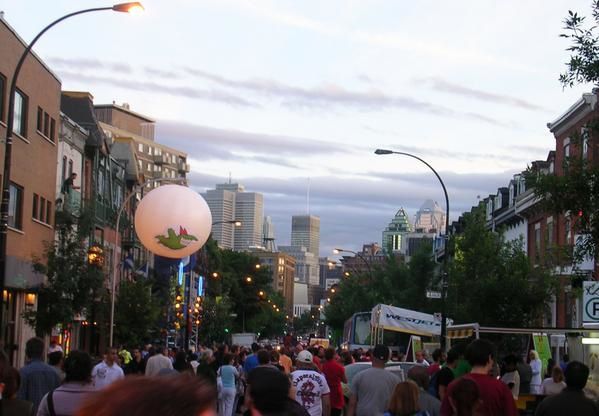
[3, 0, 593, 254]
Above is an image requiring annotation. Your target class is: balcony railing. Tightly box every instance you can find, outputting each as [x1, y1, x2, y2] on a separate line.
[177, 161, 190, 173]
[62, 190, 81, 216]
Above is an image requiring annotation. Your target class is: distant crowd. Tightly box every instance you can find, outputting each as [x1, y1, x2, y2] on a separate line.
[0, 336, 597, 416]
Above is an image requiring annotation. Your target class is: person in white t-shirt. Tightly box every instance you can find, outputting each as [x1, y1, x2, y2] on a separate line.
[291, 350, 331, 416]
[541, 366, 567, 396]
[92, 347, 125, 389]
[501, 355, 521, 400]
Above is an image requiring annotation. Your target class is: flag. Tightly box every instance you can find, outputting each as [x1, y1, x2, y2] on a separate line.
[123, 254, 134, 270]
[135, 263, 149, 278]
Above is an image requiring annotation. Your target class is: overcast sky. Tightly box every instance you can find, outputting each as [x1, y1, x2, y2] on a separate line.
[3, 0, 593, 256]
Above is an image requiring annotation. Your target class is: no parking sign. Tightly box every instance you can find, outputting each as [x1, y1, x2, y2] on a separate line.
[583, 281, 599, 324]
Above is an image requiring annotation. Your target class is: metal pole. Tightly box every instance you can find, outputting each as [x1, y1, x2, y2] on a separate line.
[109, 177, 185, 346]
[375, 149, 450, 350]
[0, 6, 115, 346]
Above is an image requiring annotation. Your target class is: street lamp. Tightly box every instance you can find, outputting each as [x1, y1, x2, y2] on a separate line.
[0, 2, 144, 345]
[375, 148, 450, 350]
[109, 176, 184, 346]
[333, 248, 374, 281]
[212, 220, 242, 227]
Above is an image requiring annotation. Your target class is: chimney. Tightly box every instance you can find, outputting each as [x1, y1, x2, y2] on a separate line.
[122, 102, 130, 110]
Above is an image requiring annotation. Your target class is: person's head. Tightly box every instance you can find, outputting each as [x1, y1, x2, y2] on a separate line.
[529, 350, 539, 361]
[415, 350, 425, 363]
[351, 350, 361, 362]
[324, 347, 336, 362]
[257, 350, 270, 365]
[296, 350, 315, 369]
[132, 349, 142, 361]
[48, 351, 64, 367]
[251, 343, 260, 353]
[551, 366, 564, 383]
[77, 375, 216, 416]
[446, 348, 459, 367]
[407, 365, 429, 390]
[387, 381, 420, 416]
[465, 339, 495, 370]
[317, 346, 325, 358]
[432, 348, 443, 364]
[247, 367, 291, 414]
[64, 350, 93, 383]
[372, 344, 390, 367]
[564, 361, 590, 390]
[105, 347, 118, 365]
[223, 353, 235, 366]
[269, 350, 280, 364]
[503, 354, 518, 372]
[341, 351, 354, 366]
[448, 377, 481, 416]
[71, 172, 77, 179]
[25, 337, 44, 360]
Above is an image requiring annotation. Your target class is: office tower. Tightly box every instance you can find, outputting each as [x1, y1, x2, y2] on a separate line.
[291, 215, 320, 256]
[382, 208, 412, 252]
[414, 199, 446, 233]
[203, 188, 236, 249]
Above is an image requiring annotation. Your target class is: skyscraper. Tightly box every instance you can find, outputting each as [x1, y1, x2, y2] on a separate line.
[414, 199, 446, 233]
[382, 208, 412, 252]
[202, 182, 264, 251]
[291, 215, 320, 256]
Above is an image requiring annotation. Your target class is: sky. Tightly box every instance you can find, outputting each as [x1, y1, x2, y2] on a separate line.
[2, 0, 594, 256]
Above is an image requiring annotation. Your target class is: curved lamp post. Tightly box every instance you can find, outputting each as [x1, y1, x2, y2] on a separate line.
[374, 148, 450, 350]
[333, 247, 374, 282]
[110, 176, 183, 347]
[0, 2, 144, 345]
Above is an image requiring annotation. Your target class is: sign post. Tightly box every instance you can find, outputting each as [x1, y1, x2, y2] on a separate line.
[583, 281, 599, 326]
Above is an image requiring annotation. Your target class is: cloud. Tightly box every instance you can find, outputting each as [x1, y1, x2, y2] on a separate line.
[48, 57, 132, 73]
[155, 120, 353, 161]
[421, 77, 548, 111]
[56, 70, 258, 108]
[144, 67, 180, 79]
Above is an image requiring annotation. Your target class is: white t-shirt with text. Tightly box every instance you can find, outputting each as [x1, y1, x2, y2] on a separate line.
[291, 369, 330, 416]
[92, 361, 124, 389]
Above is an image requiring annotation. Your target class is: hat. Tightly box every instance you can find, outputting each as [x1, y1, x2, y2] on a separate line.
[297, 350, 313, 363]
[373, 344, 390, 361]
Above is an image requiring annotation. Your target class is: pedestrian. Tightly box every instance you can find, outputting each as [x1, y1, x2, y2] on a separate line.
[347, 344, 399, 416]
[439, 339, 517, 416]
[145, 345, 173, 377]
[428, 349, 444, 376]
[279, 347, 293, 374]
[407, 365, 441, 416]
[218, 354, 238, 416]
[559, 354, 569, 372]
[291, 350, 331, 416]
[447, 377, 481, 416]
[269, 350, 285, 372]
[384, 380, 430, 416]
[37, 350, 96, 416]
[500, 355, 520, 400]
[92, 346, 125, 389]
[246, 366, 309, 416]
[322, 347, 347, 416]
[243, 343, 260, 375]
[540, 366, 566, 396]
[451, 343, 471, 379]
[125, 348, 146, 375]
[197, 349, 217, 387]
[3, 365, 34, 416]
[174, 351, 194, 375]
[544, 358, 556, 379]
[516, 355, 532, 395]
[535, 361, 599, 416]
[416, 351, 430, 367]
[17, 337, 60, 414]
[76, 374, 217, 416]
[436, 348, 458, 401]
[47, 350, 65, 383]
[528, 350, 542, 394]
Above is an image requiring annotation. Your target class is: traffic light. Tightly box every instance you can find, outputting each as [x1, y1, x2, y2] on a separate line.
[224, 328, 229, 333]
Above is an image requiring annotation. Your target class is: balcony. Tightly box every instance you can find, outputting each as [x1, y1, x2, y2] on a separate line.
[177, 161, 190, 173]
[152, 154, 169, 165]
[62, 190, 81, 216]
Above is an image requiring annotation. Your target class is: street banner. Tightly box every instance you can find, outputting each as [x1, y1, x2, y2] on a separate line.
[372, 304, 443, 336]
[532, 333, 551, 376]
[583, 281, 599, 325]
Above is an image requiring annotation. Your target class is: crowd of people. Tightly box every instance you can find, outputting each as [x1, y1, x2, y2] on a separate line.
[0, 336, 597, 415]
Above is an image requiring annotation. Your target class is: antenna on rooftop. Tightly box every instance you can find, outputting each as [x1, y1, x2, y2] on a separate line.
[228, 172, 232, 184]
[307, 177, 311, 215]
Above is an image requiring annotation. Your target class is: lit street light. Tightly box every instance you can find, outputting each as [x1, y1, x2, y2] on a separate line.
[375, 148, 450, 351]
[0, 2, 144, 346]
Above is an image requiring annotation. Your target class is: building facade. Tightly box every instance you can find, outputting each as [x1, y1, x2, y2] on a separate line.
[279, 245, 319, 286]
[414, 199, 446, 233]
[253, 251, 295, 315]
[291, 215, 320, 256]
[382, 208, 412, 252]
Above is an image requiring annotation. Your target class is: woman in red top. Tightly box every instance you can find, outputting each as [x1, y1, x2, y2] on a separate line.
[321, 348, 347, 416]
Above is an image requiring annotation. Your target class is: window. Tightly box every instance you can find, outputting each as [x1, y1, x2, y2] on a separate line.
[37, 107, 43, 132]
[8, 183, 23, 230]
[546, 217, 554, 247]
[138, 143, 143, 152]
[13, 90, 27, 137]
[46, 201, 51, 225]
[43, 112, 49, 137]
[32, 194, 38, 219]
[534, 223, 541, 262]
[0, 74, 5, 121]
[62, 156, 67, 182]
[565, 215, 572, 244]
[564, 138, 571, 159]
[39, 197, 46, 223]
[50, 118, 56, 141]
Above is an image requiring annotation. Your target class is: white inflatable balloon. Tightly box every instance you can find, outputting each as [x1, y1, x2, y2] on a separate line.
[134, 185, 212, 258]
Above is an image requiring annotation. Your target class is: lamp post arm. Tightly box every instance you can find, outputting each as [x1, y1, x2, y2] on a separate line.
[109, 177, 186, 346]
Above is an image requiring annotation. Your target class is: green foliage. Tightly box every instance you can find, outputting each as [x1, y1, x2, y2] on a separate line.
[447, 207, 554, 327]
[324, 245, 438, 331]
[559, 1, 599, 87]
[197, 296, 233, 344]
[294, 311, 317, 334]
[114, 278, 161, 347]
[24, 211, 105, 336]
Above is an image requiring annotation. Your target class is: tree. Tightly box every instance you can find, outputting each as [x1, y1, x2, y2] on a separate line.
[447, 207, 554, 327]
[114, 278, 161, 347]
[24, 210, 105, 336]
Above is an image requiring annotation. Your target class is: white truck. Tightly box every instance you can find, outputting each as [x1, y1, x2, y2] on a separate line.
[231, 333, 257, 348]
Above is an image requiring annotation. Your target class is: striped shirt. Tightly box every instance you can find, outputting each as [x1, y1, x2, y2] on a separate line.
[37, 382, 96, 416]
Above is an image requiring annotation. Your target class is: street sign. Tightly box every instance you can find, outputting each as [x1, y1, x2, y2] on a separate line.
[426, 290, 442, 299]
[583, 281, 599, 325]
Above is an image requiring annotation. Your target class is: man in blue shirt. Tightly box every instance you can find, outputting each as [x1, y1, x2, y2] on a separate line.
[243, 343, 260, 375]
[18, 337, 61, 413]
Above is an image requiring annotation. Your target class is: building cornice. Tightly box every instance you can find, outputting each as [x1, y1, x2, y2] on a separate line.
[547, 90, 598, 137]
